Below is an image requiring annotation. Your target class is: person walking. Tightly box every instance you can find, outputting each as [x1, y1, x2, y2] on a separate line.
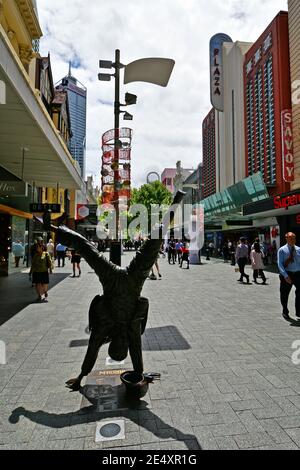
[149, 256, 162, 280]
[47, 238, 55, 269]
[250, 242, 267, 285]
[271, 240, 278, 264]
[12, 240, 24, 268]
[222, 243, 229, 263]
[56, 242, 67, 267]
[180, 243, 190, 269]
[277, 232, 300, 321]
[71, 249, 81, 278]
[175, 240, 183, 265]
[235, 237, 250, 284]
[168, 237, 176, 265]
[31, 244, 52, 302]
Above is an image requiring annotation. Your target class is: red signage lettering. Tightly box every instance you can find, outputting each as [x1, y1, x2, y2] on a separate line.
[282, 110, 294, 182]
[274, 194, 300, 209]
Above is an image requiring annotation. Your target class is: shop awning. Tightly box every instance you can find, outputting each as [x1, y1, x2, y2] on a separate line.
[0, 204, 32, 219]
[202, 173, 269, 227]
[0, 25, 82, 189]
[243, 189, 300, 219]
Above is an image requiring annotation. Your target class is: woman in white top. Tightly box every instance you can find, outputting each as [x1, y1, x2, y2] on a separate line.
[47, 239, 55, 260]
[250, 242, 267, 285]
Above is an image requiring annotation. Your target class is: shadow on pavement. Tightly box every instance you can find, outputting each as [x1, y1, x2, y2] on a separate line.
[143, 326, 190, 351]
[9, 393, 201, 450]
[0, 272, 70, 326]
[69, 326, 191, 351]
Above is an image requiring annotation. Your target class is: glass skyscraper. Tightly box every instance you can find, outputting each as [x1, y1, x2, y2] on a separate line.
[56, 65, 87, 178]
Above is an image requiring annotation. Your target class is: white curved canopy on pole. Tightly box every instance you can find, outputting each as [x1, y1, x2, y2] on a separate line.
[124, 58, 175, 87]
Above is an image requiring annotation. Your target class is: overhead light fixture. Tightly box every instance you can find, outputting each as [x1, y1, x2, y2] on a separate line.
[123, 112, 133, 121]
[125, 92, 137, 105]
[99, 60, 113, 69]
[98, 73, 112, 82]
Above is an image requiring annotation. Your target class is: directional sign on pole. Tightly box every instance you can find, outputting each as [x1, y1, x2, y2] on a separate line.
[30, 203, 61, 213]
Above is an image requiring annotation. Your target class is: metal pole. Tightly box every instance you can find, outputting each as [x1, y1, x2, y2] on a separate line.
[114, 49, 120, 241]
[110, 49, 121, 265]
[21, 148, 25, 181]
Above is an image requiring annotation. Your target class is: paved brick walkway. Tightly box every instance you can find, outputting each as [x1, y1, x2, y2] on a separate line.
[1, 253, 300, 450]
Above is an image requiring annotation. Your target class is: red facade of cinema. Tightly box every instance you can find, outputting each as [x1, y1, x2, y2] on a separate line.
[202, 108, 216, 198]
[244, 11, 291, 197]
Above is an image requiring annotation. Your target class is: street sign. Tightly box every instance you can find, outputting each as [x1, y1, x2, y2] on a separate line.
[30, 203, 61, 213]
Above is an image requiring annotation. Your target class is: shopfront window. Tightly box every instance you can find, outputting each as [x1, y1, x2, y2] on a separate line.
[8, 216, 28, 274]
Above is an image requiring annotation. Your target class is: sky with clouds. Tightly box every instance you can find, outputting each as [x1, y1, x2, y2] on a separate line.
[37, 0, 288, 188]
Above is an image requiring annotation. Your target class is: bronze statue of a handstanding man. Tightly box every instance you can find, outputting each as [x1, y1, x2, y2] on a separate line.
[39, 191, 185, 391]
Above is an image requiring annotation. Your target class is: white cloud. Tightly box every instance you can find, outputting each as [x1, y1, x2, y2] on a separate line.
[37, 0, 288, 187]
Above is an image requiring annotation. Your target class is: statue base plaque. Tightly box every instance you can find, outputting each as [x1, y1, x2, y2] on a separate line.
[80, 369, 128, 412]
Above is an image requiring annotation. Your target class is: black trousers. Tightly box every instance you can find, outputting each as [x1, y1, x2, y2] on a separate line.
[168, 250, 176, 264]
[57, 252, 65, 266]
[280, 271, 300, 316]
[237, 257, 248, 280]
[253, 269, 266, 282]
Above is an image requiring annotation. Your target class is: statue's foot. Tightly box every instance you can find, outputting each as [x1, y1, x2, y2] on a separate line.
[65, 377, 81, 391]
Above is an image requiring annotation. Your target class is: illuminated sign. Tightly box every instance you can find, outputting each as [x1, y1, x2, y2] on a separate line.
[76, 204, 89, 220]
[274, 194, 300, 209]
[281, 110, 294, 182]
[210, 33, 232, 111]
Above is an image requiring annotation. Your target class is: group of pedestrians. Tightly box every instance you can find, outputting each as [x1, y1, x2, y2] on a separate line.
[165, 237, 190, 269]
[235, 237, 267, 284]
[233, 231, 300, 324]
[28, 237, 84, 302]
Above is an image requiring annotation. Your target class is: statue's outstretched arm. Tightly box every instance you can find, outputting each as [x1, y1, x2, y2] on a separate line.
[128, 190, 186, 280]
[35, 217, 116, 284]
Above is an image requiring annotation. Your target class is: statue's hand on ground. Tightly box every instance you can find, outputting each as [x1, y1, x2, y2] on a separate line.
[65, 377, 81, 391]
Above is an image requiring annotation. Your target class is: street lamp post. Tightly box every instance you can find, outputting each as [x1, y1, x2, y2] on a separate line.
[99, 50, 128, 265]
[99, 51, 175, 265]
[112, 49, 122, 266]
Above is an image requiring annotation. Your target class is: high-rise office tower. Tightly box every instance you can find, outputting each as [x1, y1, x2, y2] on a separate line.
[56, 64, 87, 178]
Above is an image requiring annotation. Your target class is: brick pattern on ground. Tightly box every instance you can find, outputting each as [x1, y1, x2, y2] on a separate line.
[1, 254, 300, 450]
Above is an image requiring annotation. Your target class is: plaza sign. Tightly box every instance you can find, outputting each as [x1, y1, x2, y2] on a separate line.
[281, 109, 294, 182]
[0, 181, 28, 196]
[209, 33, 232, 112]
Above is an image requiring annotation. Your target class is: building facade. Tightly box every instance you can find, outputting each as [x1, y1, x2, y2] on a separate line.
[202, 108, 216, 198]
[289, 0, 300, 190]
[221, 41, 252, 189]
[0, 1, 82, 275]
[161, 168, 177, 193]
[56, 67, 87, 179]
[244, 11, 291, 196]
